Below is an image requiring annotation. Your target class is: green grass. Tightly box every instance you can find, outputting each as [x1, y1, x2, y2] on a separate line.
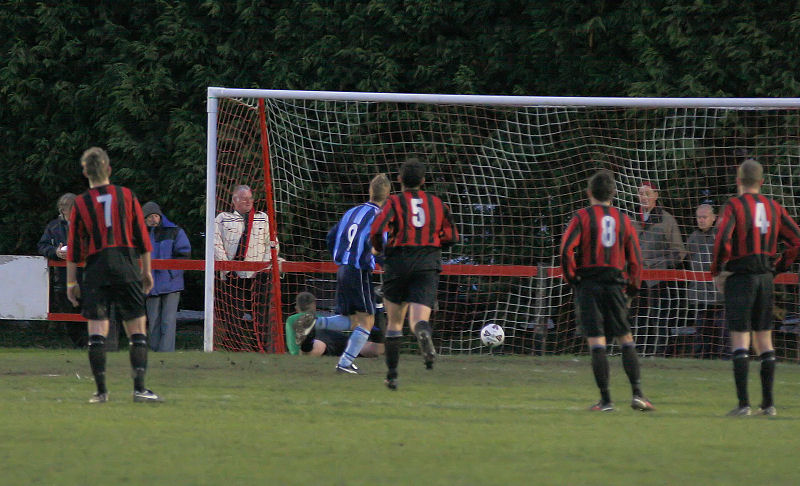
[2, 350, 799, 485]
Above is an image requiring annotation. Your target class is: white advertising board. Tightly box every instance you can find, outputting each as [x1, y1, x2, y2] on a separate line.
[0, 255, 49, 320]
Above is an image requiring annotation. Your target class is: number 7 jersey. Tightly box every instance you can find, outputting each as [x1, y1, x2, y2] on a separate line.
[560, 204, 642, 292]
[67, 184, 151, 282]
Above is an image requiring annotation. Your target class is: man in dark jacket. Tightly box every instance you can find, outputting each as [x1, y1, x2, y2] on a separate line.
[38, 193, 86, 347]
[143, 201, 191, 352]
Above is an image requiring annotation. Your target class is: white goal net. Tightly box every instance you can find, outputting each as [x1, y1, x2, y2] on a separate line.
[206, 89, 800, 360]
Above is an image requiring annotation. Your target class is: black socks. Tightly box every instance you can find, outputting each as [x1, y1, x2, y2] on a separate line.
[88, 334, 107, 394]
[621, 343, 643, 397]
[591, 345, 611, 403]
[732, 348, 749, 407]
[385, 331, 402, 379]
[759, 350, 776, 408]
[300, 329, 316, 353]
[129, 333, 148, 392]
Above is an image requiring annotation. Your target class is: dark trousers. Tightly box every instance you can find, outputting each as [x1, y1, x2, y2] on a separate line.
[214, 273, 272, 352]
[633, 282, 678, 356]
[692, 304, 727, 359]
[50, 286, 87, 348]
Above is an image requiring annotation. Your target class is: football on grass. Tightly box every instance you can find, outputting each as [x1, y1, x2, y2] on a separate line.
[480, 323, 505, 347]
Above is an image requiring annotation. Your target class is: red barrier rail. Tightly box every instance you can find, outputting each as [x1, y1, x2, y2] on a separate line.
[46, 259, 798, 322]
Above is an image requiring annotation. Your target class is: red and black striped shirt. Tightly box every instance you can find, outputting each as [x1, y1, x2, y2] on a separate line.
[711, 193, 800, 275]
[370, 189, 459, 252]
[560, 204, 642, 291]
[68, 184, 151, 281]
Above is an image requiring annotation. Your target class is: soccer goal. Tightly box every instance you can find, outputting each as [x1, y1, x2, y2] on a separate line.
[205, 88, 800, 359]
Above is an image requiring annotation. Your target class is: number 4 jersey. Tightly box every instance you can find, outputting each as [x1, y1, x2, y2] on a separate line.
[68, 184, 152, 285]
[560, 204, 642, 293]
[711, 193, 800, 275]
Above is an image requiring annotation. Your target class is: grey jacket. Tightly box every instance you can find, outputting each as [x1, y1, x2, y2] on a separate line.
[634, 206, 687, 286]
[686, 227, 720, 305]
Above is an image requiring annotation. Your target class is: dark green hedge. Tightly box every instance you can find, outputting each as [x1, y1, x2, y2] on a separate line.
[2, 0, 799, 257]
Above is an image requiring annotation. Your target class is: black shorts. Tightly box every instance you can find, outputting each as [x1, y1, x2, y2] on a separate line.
[335, 265, 376, 315]
[574, 280, 631, 338]
[316, 327, 384, 356]
[724, 272, 774, 332]
[382, 260, 439, 308]
[80, 281, 146, 321]
[316, 330, 348, 356]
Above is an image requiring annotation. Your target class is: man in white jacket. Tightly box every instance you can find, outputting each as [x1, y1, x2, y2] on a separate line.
[214, 185, 279, 351]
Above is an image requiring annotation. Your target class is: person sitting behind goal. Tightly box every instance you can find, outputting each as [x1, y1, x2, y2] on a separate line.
[286, 292, 384, 357]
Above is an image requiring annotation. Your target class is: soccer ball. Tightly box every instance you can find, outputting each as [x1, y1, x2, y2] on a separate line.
[480, 323, 505, 347]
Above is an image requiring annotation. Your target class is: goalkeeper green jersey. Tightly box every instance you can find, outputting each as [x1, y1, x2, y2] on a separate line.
[284, 312, 305, 355]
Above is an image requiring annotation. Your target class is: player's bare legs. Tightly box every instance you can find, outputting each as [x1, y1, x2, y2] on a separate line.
[383, 299, 408, 389]
[408, 303, 435, 369]
[752, 330, 777, 415]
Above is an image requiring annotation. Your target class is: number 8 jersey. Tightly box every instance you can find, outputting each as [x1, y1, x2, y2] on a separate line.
[560, 204, 642, 293]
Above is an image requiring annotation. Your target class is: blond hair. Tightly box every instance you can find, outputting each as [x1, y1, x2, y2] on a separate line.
[369, 173, 391, 204]
[80, 147, 111, 183]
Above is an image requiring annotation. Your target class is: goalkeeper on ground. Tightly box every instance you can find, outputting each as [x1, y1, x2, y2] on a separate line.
[287, 292, 384, 358]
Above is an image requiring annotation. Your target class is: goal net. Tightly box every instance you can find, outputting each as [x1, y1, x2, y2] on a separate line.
[205, 89, 800, 360]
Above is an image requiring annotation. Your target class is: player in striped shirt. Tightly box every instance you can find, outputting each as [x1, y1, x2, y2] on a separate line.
[370, 158, 459, 390]
[66, 147, 161, 403]
[560, 169, 654, 412]
[293, 174, 391, 372]
[711, 159, 800, 416]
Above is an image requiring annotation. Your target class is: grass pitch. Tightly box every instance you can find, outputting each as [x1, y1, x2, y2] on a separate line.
[2, 349, 799, 485]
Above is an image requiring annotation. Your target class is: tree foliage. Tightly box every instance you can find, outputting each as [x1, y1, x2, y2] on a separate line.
[1, 0, 799, 257]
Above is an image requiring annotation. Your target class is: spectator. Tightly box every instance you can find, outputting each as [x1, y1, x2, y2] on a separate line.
[213, 185, 279, 351]
[685, 204, 726, 358]
[287, 292, 384, 357]
[142, 201, 191, 352]
[38, 192, 86, 347]
[633, 181, 687, 355]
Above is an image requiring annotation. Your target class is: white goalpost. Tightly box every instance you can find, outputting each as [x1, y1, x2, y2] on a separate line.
[205, 87, 800, 359]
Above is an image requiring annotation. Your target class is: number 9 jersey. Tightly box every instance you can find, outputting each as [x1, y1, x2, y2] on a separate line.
[327, 201, 383, 270]
[560, 204, 642, 294]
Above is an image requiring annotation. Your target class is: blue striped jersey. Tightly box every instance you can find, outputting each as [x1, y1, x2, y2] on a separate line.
[327, 202, 382, 270]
